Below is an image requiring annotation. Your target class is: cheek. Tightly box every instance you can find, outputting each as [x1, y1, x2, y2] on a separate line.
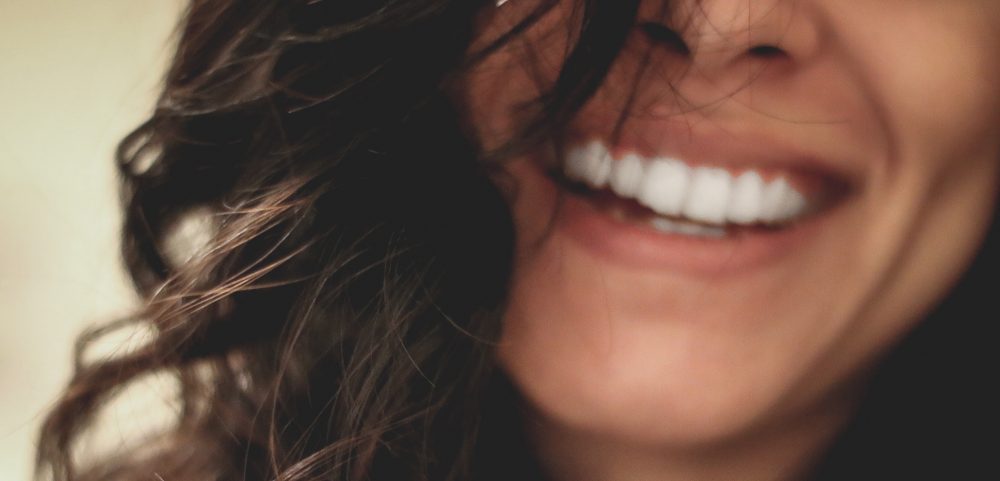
[458, 56, 540, 148]
[830, 5, 1000, 333]
[457, 2, 579, 150]
[860, 9, 1000, 313]
[894, 55, 999, 176]
[847, 5, 1000, 177]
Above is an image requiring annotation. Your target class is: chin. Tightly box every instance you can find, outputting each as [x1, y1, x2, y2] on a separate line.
[496, 241, 860, 448]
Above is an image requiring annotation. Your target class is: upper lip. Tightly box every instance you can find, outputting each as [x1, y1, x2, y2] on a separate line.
[560, 116, 864, 193]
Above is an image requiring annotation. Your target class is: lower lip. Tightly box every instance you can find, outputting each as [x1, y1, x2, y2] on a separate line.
[554, 181, 844, 276]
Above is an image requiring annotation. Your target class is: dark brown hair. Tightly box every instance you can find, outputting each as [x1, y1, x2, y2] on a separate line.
[36, 1, 639, 480]
[36, 1, 999, 480]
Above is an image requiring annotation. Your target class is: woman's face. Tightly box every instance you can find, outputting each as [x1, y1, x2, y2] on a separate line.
[458, 0, 1000, 446]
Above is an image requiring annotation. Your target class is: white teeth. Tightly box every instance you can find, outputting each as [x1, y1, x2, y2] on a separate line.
[565, 141, 613, 188]
[637, 159, 689, 216]
[563, 143, 813, 228]
[776, 180, 808, 223]
[727, 171, 764, 225]
[683, 167, 732, 225]
[609, 153, 645, 197]
[759, 177, 806, 224]
[650, 217, 727, 238]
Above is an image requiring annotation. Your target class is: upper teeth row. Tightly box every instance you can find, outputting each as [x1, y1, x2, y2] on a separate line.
[563, 141, 811, 226]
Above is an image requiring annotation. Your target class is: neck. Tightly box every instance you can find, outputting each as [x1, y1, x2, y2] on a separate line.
[527, 400, 854, 481]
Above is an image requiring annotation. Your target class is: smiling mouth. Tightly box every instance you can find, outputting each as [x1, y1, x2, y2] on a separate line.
[553, 140, 851, 238]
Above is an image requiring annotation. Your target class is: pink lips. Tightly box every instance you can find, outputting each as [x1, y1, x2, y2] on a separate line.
[555, 187, 845, 274]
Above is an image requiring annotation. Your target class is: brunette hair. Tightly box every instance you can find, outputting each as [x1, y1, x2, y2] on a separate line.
[36, 1, 638, 480]
[36, 1, 998, 480]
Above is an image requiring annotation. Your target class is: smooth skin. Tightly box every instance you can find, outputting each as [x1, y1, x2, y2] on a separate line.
[458, 1, 1000, 480]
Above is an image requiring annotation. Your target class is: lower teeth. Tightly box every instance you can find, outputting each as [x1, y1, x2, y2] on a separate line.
[607, 202, 729, 238]
[649, 217, 727, 238]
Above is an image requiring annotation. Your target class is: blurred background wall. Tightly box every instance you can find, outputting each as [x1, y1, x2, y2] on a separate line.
[0, 1, 183, 479]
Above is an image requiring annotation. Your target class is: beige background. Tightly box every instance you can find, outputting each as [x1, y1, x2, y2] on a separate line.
[0, 1, 183, 479]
